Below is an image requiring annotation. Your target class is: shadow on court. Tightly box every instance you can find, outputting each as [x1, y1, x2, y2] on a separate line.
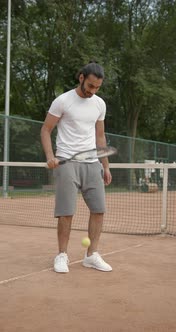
[0, 225, 176, 332]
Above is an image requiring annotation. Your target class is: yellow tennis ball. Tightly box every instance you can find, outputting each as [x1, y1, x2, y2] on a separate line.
[81, 237, 91, 248]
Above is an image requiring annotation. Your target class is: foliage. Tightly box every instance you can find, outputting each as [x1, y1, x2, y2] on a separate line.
[0, 0, 176, 143]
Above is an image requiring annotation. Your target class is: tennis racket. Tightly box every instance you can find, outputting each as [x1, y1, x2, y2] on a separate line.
[59, 146, 117, 165]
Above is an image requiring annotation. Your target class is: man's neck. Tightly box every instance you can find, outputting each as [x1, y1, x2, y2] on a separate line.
[75, 86, 85, 98]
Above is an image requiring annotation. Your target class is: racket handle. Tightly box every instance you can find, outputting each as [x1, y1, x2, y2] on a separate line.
[59, 160, 67, 165]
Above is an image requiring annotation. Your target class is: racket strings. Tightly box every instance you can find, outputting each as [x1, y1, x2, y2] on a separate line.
[74, 147, 117, 161]
[74, 150, 97, 161]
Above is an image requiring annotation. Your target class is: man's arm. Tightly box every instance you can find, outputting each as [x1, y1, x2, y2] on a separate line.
[95, 120, 112, 185]
[40, 113, 60, 168]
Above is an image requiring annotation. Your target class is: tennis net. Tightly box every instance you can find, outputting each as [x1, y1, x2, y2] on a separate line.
[0, 162, 176, 235]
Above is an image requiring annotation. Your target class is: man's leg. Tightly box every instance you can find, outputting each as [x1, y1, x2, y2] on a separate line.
[53, 162, 78, 273]
[81, 163, 112, 271]
[57, 216, 73, 253]
[54, 216, 73, 273]
[82, 212, 112, 272]
[87, 213, 103, 256]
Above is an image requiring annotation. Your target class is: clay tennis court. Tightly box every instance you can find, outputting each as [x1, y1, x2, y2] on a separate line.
[1, 190, 176, 234]
[0, 224, 176, 332]
[1, 188, 176, 331]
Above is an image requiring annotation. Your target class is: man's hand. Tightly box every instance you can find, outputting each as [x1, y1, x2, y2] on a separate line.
[103, 168, 112, 186]
[47, 158, 59, 169]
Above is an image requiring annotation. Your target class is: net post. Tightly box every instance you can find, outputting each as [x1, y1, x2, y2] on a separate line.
[2, 165, 9, 198]
[3, 0, 11, 198]
[161, 165, 168, 234]
[2, 116, 10, 198]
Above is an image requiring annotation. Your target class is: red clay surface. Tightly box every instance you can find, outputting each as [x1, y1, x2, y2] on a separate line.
[1, 191, 176, 235]
[0, 225, 176, 332]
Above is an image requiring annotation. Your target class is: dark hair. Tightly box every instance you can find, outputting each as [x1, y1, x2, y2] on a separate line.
[76, 62, 104, 80]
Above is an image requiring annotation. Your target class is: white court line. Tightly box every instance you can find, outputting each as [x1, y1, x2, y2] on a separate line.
[0, 243, 144, 285]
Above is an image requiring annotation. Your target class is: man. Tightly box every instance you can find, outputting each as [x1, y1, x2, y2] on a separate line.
[41, 62, 112, 273]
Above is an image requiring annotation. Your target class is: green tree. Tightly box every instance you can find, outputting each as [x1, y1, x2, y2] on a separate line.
[138, 0, 176, 142]
[1, 0, 176, 144]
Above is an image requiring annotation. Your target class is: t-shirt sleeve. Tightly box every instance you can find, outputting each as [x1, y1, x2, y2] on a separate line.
[48, 96, 64, 118]
[97, 98, 106, 121]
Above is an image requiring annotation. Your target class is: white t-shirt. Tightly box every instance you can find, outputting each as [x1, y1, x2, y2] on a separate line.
[48, 89, 106, 159]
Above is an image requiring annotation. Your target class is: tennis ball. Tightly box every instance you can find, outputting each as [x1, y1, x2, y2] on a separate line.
[81, 237, 91, 248]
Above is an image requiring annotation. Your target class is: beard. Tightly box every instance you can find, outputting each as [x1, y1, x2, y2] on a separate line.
[80, 81, 93, 98]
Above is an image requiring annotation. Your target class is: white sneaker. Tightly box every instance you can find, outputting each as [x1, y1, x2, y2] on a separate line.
[82, 252, 112, 272]
[54, 253, 69, 273]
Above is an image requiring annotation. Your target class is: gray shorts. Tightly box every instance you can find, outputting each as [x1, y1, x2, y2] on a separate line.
[53, 161, 106, 217]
